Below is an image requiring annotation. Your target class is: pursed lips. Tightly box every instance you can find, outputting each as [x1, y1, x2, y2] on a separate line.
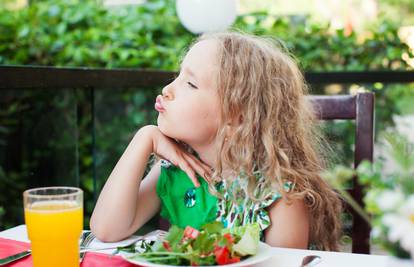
[155, 95, 166, 112]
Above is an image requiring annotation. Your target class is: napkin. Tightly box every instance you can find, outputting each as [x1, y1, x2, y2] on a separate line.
[0, 237, 140, 267]
[89, 232, 160, 254]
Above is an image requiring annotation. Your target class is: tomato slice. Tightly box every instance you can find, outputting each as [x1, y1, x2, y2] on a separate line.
[228, 256, 241, 263]
[214, 244, 242, 265]
[162, 241, 172, 251]
[183, 226, 200, 239]
[223, 233, 235, 244]
[214, 245, 230, 265]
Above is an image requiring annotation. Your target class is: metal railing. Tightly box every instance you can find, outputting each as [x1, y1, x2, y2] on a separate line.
[1, 65, 414, 198]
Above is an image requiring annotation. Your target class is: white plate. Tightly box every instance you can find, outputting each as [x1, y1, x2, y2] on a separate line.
[121, 241, 273, 267]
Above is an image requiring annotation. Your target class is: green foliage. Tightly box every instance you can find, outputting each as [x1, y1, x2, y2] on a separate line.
[0, 0, 192, 69]
[324, 132, 414, 194]
[324, 132, 414, 258]
[378, 0, 414, 25]
[234, 13, 413, 71]
[1, 1, 413, 71]
[0, 89, 82, 229]
[0, 0, 414, 231]
[360, 133, 414, 259]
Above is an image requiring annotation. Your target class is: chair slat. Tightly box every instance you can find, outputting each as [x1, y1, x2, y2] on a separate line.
[309, 95, 356, 120]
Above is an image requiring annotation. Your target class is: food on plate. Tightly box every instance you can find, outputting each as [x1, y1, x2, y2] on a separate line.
[127, 221, 261, 266]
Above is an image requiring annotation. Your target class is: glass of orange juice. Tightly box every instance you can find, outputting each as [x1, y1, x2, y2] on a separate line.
[23, 187, 83, 267]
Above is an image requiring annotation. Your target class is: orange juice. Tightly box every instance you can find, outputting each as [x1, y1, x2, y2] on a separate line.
[25, 200, 83, 267]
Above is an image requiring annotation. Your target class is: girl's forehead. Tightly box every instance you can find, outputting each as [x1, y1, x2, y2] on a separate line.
[182, 40, 219, 76]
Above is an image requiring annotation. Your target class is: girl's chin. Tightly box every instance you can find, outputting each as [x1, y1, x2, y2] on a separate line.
[156, 117, 166, 131]
[157, 127, 192, 145]
[157, 123, 175, 139]
[156, 120, 197, 145]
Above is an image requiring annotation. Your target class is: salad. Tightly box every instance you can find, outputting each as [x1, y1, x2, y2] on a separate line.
[124, 221, 261, 266]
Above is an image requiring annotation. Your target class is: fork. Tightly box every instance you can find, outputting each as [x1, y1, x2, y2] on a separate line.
[138, 229, 167, 241]
[108, 230, 167, 256]
[76, 230, 167, 254]
[79, 231, 95, 262]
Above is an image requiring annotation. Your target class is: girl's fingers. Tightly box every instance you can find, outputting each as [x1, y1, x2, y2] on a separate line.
[190, 154, 213, 176]
[183, 154, 211, 183]
[183, 152, 212, 174]
[177, 159, 200, 188]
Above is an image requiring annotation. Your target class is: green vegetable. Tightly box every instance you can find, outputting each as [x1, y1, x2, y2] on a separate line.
[125, 221, 261, 266]
[231, 224, 260, 256]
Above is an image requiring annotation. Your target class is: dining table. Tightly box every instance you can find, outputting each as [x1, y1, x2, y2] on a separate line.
[0, 225, 389, 267]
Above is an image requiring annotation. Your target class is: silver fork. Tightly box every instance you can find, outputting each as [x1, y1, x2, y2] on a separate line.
[109, 229, 167, 256]
[79, 231, 95, 262]
[107, 229, 167, 256]
[139, 229, 167, 241]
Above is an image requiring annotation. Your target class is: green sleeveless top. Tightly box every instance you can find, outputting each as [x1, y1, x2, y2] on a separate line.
[156, 160, 218, 229]
[156, 160, 283, 240]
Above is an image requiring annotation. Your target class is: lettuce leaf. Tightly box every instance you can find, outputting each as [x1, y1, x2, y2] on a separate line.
[223, 223, 260, 256]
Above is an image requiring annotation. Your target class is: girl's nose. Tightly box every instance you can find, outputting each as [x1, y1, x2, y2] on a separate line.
[161, 84, 175, 100]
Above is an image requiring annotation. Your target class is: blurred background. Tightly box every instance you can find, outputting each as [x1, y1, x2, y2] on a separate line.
[0, 0, 413, 252]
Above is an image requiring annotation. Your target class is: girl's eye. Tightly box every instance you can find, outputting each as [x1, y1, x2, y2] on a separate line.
[187, 82, 198, 89]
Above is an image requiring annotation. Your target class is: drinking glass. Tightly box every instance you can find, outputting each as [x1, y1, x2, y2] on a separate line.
[23, 187, 83, 267]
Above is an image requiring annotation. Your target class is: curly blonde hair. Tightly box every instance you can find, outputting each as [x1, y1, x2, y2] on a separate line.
[192, 31, 342, 251]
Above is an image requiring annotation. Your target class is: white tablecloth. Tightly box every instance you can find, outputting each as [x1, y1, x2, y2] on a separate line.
[0, 225, 389, 267]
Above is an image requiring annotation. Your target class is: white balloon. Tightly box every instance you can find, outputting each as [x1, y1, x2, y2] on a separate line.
[176, 0, 237, 34]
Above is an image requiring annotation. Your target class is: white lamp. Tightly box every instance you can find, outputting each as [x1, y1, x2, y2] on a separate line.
[176, 0, 237, 34]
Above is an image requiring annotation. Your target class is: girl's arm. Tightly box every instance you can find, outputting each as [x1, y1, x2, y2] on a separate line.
[90, 125, 211, 242]
[263, 198, 310, 249]
[90, 126, 158, 242]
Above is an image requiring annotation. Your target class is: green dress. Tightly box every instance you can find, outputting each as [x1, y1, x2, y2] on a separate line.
[156, 160, 283, 241]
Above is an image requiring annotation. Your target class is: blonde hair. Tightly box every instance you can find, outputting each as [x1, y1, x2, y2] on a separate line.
[194, 31, 342, 251]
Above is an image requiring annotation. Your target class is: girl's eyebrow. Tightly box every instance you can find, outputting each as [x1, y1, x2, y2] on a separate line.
[181, 66, 197, 80]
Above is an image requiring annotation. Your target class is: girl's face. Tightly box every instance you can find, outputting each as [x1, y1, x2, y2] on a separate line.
[155, 40, 221, 147]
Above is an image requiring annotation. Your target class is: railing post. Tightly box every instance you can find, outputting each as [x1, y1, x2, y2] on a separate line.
[89, 87, 97, 203]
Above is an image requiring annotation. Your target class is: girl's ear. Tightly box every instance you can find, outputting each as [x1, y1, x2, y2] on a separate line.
[225, 114, 243, 137]
[223, 121, 234, 142]
[228, 114, 243, 126]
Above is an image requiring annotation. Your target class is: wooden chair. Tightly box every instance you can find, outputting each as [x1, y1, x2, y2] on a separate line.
[159, 92, 374, 254]
[310, 92, 374, 254]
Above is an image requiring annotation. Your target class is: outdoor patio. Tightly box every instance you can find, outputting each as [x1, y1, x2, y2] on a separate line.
[0, 0, 414, 266]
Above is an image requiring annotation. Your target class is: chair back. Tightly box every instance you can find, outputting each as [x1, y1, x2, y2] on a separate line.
[310, 92, 374, 254]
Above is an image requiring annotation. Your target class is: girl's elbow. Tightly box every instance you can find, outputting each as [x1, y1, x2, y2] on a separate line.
[90, 224, 120, 243]
[89, 217, 119, 242]
[265, 235, 309, 249]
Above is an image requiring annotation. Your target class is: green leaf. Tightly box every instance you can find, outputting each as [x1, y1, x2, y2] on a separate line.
[164, 225, 184, 248]
[192, 232, 215, 254]
[231, 223, 260, 256]
[199, 221, 224, 235]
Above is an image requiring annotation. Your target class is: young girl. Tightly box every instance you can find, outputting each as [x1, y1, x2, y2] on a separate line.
[90, 31, 342, 251]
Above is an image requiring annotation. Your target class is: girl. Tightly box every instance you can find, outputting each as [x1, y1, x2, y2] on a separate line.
[90, 31, 342, 251]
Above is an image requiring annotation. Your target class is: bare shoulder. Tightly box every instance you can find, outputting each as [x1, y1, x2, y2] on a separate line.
[267, 196, 308, 215]
[263, 196, 310, 249]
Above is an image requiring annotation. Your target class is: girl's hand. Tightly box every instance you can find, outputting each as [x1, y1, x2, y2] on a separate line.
[140, 125, 212, 187]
